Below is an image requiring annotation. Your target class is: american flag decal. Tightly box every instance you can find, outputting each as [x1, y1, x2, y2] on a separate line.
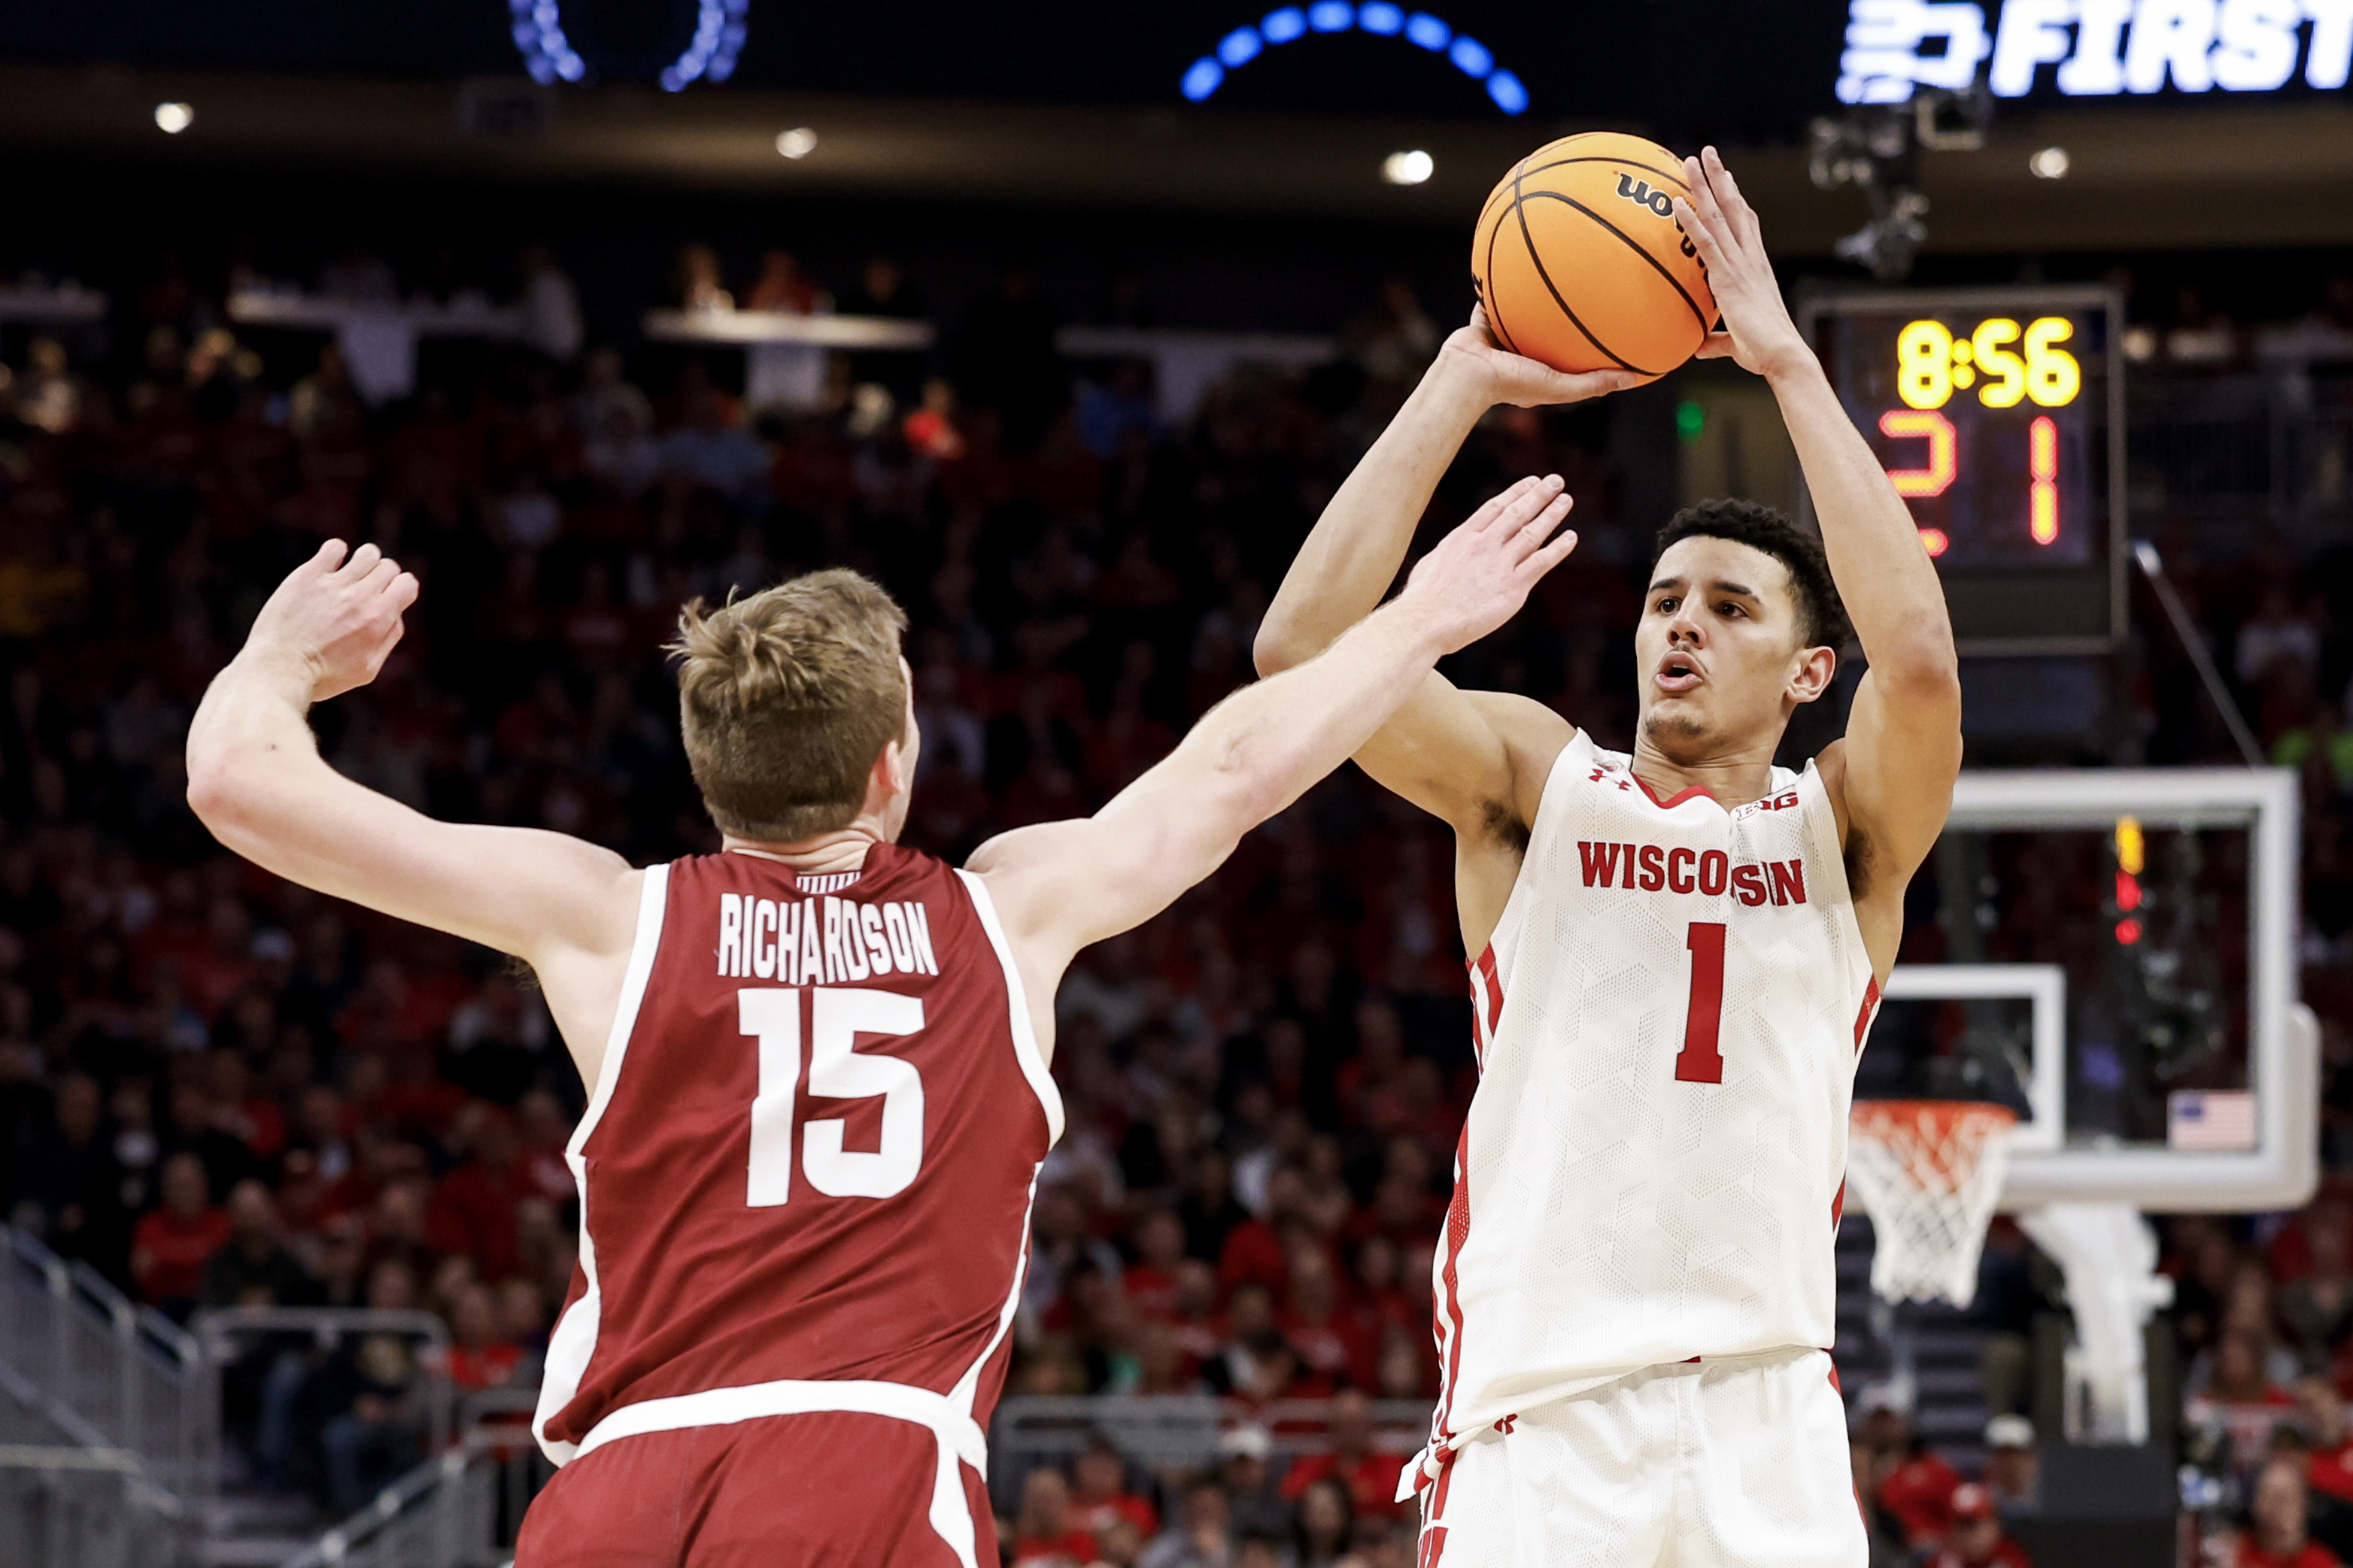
[2168, 1090, 2257, 1151]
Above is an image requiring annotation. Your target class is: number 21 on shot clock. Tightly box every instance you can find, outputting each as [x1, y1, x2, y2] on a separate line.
[1803, 290, 2118, 578]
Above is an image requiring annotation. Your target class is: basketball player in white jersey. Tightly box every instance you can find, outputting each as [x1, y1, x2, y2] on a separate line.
[1256, 148, 1962, 1566]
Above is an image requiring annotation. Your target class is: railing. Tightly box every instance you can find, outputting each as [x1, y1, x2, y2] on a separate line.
[989, 1394, 1432, 1516]
[193, 1306, 457, 1462]
[280, 1388, 545, 1568]
[0, 1226, 214, 1502]
[2127, 365, 2353, 535]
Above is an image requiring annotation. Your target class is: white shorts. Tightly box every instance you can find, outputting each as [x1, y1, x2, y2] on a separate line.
[1417, 1348, 1865, 1568]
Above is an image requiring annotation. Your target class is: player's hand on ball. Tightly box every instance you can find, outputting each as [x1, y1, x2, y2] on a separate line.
[1671, 147, 1813, 382]
[1441, 306, 1645, 408]
[245, 538, 421, 702]
[1398, 474, 1577, 653]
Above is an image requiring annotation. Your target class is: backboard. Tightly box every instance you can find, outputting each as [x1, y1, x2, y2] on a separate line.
[1859, 767, 2316, 1214]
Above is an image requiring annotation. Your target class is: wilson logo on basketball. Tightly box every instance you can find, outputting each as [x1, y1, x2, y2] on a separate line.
[1615, 174, 1676, 218]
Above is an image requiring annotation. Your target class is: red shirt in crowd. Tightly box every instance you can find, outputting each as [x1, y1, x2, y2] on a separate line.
[2237, 1539, 2342, 1568]
[424, 1159, 525, 1280]
[448, 1342, 524, 1392]
[1073, 1493, 1158, 1538]
[1009, 1528, 1099, 1567]
[2311, 1439, 2353, 1506]
[1282, 1451, 1407, 1521]
[130, 1206, 230, 1304]
[1219, 1218, 1289, 1298]
[1878, 1451, 1964, 1547]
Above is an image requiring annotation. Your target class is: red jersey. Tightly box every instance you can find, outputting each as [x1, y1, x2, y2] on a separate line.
[533, 848, 1061, 1482]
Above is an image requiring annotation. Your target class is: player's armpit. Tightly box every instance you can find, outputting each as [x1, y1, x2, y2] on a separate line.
[1353, 678, 1572, 842]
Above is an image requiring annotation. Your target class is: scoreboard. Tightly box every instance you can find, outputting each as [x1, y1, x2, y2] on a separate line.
[1802, 286, 2126, 653]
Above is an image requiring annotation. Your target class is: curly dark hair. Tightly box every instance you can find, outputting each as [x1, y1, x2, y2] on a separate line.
[1650, 499, 1854, 652]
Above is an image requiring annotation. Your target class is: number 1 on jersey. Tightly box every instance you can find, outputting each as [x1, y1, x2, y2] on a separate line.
[1676, 922, 1726, 1084]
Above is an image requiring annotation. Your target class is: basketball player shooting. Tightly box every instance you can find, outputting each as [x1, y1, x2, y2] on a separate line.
[182, 468, 1590, 1566]
[1255, 148, 1963, 1566]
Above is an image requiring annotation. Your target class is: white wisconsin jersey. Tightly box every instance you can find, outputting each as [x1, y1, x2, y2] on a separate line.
[1431, 731, 1879, 1447]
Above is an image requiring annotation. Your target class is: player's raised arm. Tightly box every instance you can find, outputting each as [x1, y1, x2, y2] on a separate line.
[184, 542, 643, 1069]
[1672, 146, 1962, 954]
[1251, 319, 1633, 830]
[970, 479, 1580, 1011]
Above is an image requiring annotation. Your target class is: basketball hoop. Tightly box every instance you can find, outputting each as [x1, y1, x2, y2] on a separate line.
[1844, 1099, 2018, 1309]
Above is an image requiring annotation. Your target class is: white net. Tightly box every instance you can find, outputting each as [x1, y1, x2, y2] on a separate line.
[1845, 1099, 2018, 1309]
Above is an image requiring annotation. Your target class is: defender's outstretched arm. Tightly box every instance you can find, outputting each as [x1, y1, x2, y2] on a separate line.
[1251, 324, 1632, 830]
[973, 480, 1580, 1007]
[1673, 147, 1962, 953]
[186, 543, 643, 1070]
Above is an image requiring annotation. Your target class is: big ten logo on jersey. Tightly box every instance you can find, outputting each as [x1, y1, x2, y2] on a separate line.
[1575, 841, 1808, 907]
[714, 893, 939, 985]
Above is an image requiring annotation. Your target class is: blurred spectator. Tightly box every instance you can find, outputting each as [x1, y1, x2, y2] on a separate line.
[1072, 1435, 1159, 1538]
[659, 381, 768, 499]
[2285, 1206, 2353, 1370]
[316, 1258, 428, 1513]
[17, 338, 80, 432]
[1216, 1423, 1290, 1540]
[2192, 1333, 2301, 1472]
[2242, 1458, 2344, 1568]
[743, 250, 825, 315]
[1140, 1474, 1234, 1568]
[200, 1179, 317, 1309]
[1280, 1389, 1404, 1522]
[11, 1070, 128, 1276]
[2301, 1378, 2353, 1561]
[676, 244, 732, 312]
[1981, 1414, 2039, 1521]
[444, 1281, 525, 1391]
[1010, 1466, 1099, 1568]
[1928, 1483, 2032, 1568]
[131, 1149, 229, 1317]
[518, 247, 584, 363]
[1871, 1395, 1962, 1554]
[1289, 1473, 1355, 1568]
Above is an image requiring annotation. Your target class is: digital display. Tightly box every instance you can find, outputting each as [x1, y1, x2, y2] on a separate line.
[1804, 287, 2124, 650]
[1820, 302, 2107, 570]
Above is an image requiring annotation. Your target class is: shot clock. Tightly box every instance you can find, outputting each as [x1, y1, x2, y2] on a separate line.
[1802, 286, 2126, 653]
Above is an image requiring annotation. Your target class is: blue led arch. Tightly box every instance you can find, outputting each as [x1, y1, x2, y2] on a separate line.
[509, 0, 750, 91]
[1182, 5, 1529, 114]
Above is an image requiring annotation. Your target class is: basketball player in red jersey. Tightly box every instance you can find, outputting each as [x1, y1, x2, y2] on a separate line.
[181, 467, 1611, 1565]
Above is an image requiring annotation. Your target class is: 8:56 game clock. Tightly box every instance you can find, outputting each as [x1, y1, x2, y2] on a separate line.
[1802, 285, 2127, 654]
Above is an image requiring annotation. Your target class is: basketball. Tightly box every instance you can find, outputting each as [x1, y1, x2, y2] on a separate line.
[1472, 132, 1719, 381]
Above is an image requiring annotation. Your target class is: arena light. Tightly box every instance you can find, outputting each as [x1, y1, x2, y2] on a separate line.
[2029, 145, 2069, 178]
[1382, 149, 1435, 184]
[775, 127, 818, 159]
[509, 0, 749, 89]
[1179, 4, 1530, 114]
[153, 102, 193, 135]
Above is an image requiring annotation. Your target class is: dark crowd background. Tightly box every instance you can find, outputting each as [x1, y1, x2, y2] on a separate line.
[0, 238, 2351, 1568]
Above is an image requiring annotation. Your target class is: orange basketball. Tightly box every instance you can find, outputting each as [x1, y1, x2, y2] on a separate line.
[1472, 132, 1718, 381]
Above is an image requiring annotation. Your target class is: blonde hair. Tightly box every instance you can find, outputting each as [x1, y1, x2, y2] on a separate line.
[668, 569, 909, 843]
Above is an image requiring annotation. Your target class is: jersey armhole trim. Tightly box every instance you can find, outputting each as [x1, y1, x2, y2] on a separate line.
[567, 863, 671, 1160]
[535, 860, 669, 1466]
[1482, 732, 1588, 969]
[954, 869, 1066, 1148]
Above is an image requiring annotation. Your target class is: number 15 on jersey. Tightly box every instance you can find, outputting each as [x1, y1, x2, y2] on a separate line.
[738, 987, 927, 1206]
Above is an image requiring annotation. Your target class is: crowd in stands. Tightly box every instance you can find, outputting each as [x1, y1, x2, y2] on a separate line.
[0, 238, 2347, 1563]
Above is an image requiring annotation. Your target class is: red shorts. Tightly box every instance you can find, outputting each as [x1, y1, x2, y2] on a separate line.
[515, 1412, 996, 1567]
